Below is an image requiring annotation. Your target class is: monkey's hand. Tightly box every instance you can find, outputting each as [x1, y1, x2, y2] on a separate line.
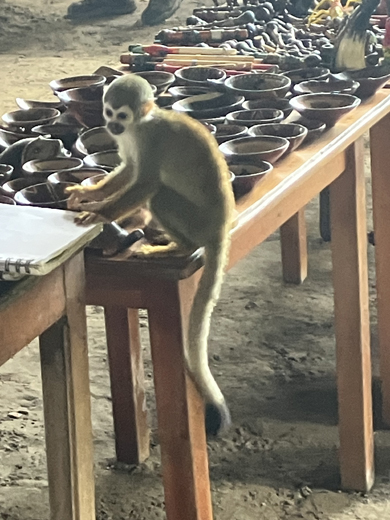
[73, 211, 105, 226]
[66, 185, 106, 209]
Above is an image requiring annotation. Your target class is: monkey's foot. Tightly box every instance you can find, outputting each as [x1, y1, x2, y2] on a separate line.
[205, 401, 231, 437]
[143, 226, 171, 246]
[65, 0, 136, 20]
[141, 0, 182, 25]
[135, 242, 183, 257]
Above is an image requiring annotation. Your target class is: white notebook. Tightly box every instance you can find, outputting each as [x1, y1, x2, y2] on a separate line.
[0, 205, 102, 280]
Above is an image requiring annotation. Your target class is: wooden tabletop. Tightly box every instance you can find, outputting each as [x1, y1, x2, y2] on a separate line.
[85, 88, 390, 281]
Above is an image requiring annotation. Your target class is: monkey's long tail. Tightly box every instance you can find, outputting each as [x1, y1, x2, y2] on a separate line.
[186, 234, 231, 436]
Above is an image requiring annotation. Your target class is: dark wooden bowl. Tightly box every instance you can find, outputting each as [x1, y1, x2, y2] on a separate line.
[242, 98, 293, 117]
[284, 67, 330, 85]
[174, 67, 226, 87]
[225, 108, 284, 127]
[224, 73, 291, 100]
[49, 74, 106, 93]
[168, 86, 211, 99]
[14, 181, 77, 209]
[16, 97, 65, 111]
[75, 126, 117, 157]
[48, 167, 108, 184]
[289, 93, 360, 127]
[2, 108, 61, 132]
[83, 150, 121, 171]
[230, 161, 273, 197]
[0, 178, 41, 198]
[335, 64, 390, 99]
[0, 126, 39, 147]
[248, 123, 308, 152]
[32, 123, 81, 151]
[172, 91, 244, 119]
[215, 124, 249, 144]
[135, 71, 175, 95]
[294, 79, 360, 96]
[23, 157, 83, 182]
[219, 135, 289, 165]
[57, 87, 104, 128]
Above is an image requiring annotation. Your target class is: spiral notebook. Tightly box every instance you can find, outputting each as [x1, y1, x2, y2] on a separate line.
[0, 205, 102, 280]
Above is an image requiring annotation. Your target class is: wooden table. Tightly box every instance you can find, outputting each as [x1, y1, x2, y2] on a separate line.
[0, 252, 96, 520]
[85, 89, 390, 520]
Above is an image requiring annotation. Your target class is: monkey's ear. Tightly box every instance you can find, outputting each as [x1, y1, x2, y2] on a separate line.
[141, 99, 155, 117]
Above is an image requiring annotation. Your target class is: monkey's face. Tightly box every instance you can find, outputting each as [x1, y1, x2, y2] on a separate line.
[103, 104, 135, 136]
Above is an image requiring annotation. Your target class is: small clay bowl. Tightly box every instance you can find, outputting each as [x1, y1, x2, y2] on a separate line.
[0, 164, 14, 185]
[16, 97, 65, 111]
[248, 123, 308, 152]
[83, 150, 121, 171]
[284, 67, 330, 85]
[224, 73, 291, 100]
[294, 117, 327, 144]
[168, 86, 211, 99]
[49, 74, 106, 93]
[0, 126, 38, 147]
[32, 123, 81, 151]
[219, 135, 289, 166]
[155, 94, 174, 109]
[57, 87, 104, 128]
[0, 195, 16, 205]
[214, 124, 249, 144]
[134, 71, 175, 95]
[15, 181, 77, 210]
[289, 93, 360, 127]
[225, 108, 284, 127]
[48, 167, 108, 184]
[75, 126, 117, 157]
[174, 67, 226, 87]
[172, 91, 244, 119]
[242, 98, 293, 117]
[23, 157, 83, 182]
[337, 64, 390, 98]
[230, 161, 273, 197]
[294, 79, 360, 96]
[0, 178, 41, 198]
[2, 108, 61, 132]
[81, 173, 108, 186]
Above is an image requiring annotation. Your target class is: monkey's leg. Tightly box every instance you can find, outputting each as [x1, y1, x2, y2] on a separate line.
[149, 186, 209, 250]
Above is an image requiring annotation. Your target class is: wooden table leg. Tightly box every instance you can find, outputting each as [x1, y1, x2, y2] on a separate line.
[148, 275, 213, 520]
[329, 139, 374, 492]
[370, 112, 390, 427]
[280, 208, 308, 284]
[104, 306, 150, 464]
[319, 187, 332, 242]
[39, 254, 95, 520]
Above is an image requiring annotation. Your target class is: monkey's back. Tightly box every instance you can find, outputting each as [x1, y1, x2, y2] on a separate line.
[139, 109, 234, 221]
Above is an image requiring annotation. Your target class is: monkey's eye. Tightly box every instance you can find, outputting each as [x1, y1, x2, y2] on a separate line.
[117, 112, 128, 120]
[105, 108, 113, 118]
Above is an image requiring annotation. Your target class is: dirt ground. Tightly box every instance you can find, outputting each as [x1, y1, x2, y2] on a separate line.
[1, 0, 390, 518]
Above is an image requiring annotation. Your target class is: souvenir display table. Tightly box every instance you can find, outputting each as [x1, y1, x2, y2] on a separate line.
[84, 87, 390, 520]
[0, 211, 101, 520]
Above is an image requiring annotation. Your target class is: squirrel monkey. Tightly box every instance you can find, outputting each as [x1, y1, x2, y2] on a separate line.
[66, 74, 235, 435]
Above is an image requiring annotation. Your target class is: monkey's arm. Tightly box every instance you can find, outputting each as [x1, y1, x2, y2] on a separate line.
[73, 181, 158, 225]
[66, 161, 134, 207]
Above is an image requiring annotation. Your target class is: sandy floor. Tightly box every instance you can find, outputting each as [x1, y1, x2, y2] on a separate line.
[1, 0, 390, 518]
